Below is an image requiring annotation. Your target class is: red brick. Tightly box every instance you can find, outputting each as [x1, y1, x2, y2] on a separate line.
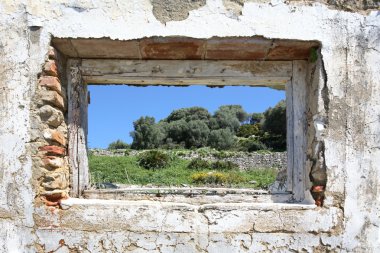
[39, 76, 62, 95]
[43, 60, 58, 77]
[39, 145, 66, 156]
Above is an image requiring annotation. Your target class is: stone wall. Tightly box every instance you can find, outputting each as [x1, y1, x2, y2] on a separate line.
[0, 0, 379, 252]
[31, 47, 70, 202]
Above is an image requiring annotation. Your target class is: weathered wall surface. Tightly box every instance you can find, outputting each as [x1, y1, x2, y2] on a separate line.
[0, 0, 379, 252]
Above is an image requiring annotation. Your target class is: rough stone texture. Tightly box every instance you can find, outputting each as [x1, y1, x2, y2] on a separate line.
[39, 76, 62, 95]
[151, 0, 207, 23]
[0, 0, 379, 252]
[39, 90, 65, 110]
[43, 129, 66, 146]
[39, 105, 64, 128]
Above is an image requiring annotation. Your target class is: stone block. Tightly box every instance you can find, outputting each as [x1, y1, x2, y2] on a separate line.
[42, 171, 68, 190]
[39, 145, 66, 156]
[43, 129, 66, 146]
[42, 156, 64, 169]
[40, 90, 65, 110]
[39, 105, 64, 128]
[48, 46, 56, 60]
[38, 76, 62, 95]
[43, 60, 58, 76]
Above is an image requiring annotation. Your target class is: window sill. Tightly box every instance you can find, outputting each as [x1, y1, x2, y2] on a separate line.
[36, 197, 342, 235]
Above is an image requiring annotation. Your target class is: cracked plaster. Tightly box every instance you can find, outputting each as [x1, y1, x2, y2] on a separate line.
[0, 0, 379, 252]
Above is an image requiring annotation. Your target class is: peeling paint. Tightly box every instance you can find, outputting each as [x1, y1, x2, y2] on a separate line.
[0, 0, 379, 252]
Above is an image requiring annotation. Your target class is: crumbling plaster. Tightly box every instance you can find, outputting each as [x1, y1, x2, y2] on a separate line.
[0, 0, 379, 252]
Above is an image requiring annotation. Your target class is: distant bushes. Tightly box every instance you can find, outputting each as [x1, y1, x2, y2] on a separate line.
[108, 139, 130, 150]
[236, 137, 267, 152]
[187, 158, 210, 170]
[191, 171, 244, 185]
[211, 160, 239, 170]
[187, 158, 239, 171]
[137, 150, 170, 170]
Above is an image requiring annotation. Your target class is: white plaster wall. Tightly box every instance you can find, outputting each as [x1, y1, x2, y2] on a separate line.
[0, 0, 379, 252]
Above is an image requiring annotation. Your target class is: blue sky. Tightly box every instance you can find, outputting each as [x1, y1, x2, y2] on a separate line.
[88, 85, 285, 148]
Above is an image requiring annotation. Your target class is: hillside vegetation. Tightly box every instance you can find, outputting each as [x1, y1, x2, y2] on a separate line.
[90, 101, 286, 189]
[89, 152, 277, 189]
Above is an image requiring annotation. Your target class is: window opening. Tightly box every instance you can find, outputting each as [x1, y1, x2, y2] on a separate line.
[67, 57, 310, 203]
[87, 85, 286, 194]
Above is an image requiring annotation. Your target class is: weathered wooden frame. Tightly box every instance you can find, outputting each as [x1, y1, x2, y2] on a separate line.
[67, 59, 308, 201]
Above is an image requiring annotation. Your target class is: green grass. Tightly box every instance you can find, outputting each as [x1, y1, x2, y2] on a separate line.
[89, 155, 278, 189]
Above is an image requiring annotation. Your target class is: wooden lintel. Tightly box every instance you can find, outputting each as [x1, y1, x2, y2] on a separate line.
[80, 60, 292, 87]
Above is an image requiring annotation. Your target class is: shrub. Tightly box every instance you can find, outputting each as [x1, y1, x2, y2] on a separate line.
[187, 158, 210, 170]
[211, 160, 239, 170]
[260, 133, 286, 151]
[196, 147, 217, 157]
[137, 150, 170, 170]
[108, 139, 130, 150]
[191, 171, 244, 185]
[191, 172, 227, 184]
[247, 140, 268, 152]
[213, 151, 233, 159]
[236, 137, 267, 152]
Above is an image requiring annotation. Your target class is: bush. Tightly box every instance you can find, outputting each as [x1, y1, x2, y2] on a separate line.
[191, 171, 244, 185]
[213, 151, 233, 159]
[137, 150, 170, 170]
[187, 158, 210, 170]
[191, 172, 227, 184]
[211, 160, 239, 170]
[235, 137, 267, 152]
[247, 140, 268, 152]
[260, 133, 286, 151]
[108, 139, 130, 150]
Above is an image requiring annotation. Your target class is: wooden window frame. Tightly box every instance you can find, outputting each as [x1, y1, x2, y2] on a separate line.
[67, 59, 309, 202]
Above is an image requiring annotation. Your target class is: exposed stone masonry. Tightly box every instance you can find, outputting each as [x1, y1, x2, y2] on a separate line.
[34, 47, 69, 203]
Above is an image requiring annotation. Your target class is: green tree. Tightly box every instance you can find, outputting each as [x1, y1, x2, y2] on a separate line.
[208, 129, 235, 150]
[236, 124, 261, 138]
[130, 116, 164, 149]
[216, 105, 248, 123]
[185, 120, 210, 148]
[166, 119, 188, 146]
[249, 113, 264, 124]
[261, 100, 287, 151]
[214, 111, 240, 133]
[262, 100, 286, 136]
[165, 107, 211, 122]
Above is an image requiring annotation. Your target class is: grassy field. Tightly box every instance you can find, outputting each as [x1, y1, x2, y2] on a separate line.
[89, 155, 277, 189]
